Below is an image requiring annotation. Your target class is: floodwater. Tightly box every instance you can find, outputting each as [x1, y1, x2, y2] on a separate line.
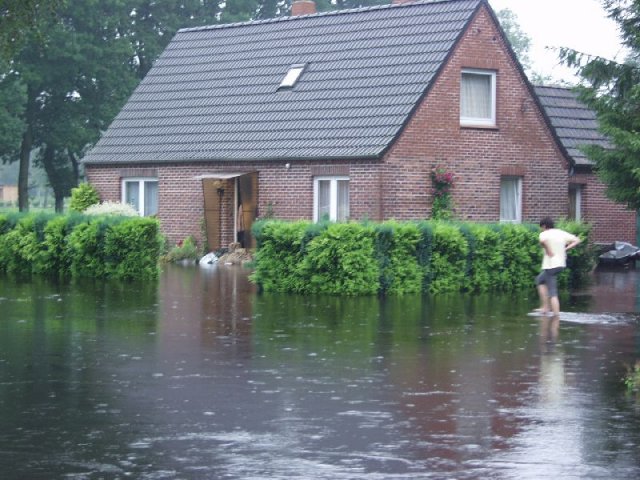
[0, 264, 639, 480]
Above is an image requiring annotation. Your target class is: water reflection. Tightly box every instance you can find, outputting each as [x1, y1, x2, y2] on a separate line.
[0, 265, 638, 479]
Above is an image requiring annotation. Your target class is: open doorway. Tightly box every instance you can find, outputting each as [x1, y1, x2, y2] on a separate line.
[236, 172, 258, 249]
[201, 172, 258, 251]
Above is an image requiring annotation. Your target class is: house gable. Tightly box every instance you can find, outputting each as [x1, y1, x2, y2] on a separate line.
[381, 3, 571, 222]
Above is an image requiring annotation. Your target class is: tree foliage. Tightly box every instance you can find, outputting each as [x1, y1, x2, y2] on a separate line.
[0, 0, 64, 62]
[559, 0, 640, 210]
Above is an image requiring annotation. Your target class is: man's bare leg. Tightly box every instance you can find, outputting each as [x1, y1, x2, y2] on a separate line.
[550, 296, 560, 316]
[537, 283, 550, 314]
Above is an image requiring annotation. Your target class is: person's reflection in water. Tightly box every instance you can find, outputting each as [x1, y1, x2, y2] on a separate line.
[539, 314, 560, 352]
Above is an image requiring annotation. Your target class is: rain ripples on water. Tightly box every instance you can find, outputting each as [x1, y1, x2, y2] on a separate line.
[0, 265, 639, 479]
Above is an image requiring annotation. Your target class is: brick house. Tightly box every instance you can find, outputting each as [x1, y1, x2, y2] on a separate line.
[82, 0, 637, 250]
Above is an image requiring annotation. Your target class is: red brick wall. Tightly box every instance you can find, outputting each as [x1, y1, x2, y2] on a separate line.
[85, 4, 636, 248]
[571, 172, 636, 244]
[86, 160, 383, 247]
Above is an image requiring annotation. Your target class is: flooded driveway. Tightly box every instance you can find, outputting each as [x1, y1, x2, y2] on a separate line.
[0, 265, 639, 479]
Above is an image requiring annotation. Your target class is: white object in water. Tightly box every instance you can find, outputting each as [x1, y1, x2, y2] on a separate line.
[199, 252, 219, 265]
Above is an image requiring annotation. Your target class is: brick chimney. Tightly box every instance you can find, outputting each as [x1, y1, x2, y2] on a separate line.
[291, 0, 317, 16]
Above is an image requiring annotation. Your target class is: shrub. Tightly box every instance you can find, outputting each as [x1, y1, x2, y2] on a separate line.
[460, 223, 504, 292]
[250, 220, 310, 292]
[84, 201, 139, 217]
[162, 236, 199, 263]
[375, 222, 423, 295]
[246, 220, 594, 296]
[300, 223, 379, 295]
[66, 218, 111, 277]
[415, 221, 435, 290]
[430, 166, 455, 220]
[494, 223, 540, 291]
[0, 213, 162, 280]
[103, 218, 162, 279]
[69, 183, 100, 212]
[0, 214, 55, 275]
[428, 222, 469, 293]
[556, 220, 594, 288]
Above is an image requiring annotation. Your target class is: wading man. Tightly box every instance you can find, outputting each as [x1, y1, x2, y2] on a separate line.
[534, 217, 582, 317]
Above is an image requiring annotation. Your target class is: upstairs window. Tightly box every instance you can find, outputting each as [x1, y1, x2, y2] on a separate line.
[279, 64, 306, 89]
[461, 69, 496, 127]
[123, 178, 158, 216]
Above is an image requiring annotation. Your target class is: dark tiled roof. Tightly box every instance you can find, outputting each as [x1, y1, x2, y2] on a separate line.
[83, 0, 483, 165]
[534, 85, 609, 166]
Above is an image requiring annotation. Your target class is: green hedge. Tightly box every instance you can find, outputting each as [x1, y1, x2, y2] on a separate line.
[251, 219, 593, 296]
[0, 213, 162, 280]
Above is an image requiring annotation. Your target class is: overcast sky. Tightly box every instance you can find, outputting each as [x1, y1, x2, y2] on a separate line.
[488, 0, 625, 83]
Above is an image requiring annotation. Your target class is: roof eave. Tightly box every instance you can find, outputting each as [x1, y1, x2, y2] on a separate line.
[82, 153, 385, 167]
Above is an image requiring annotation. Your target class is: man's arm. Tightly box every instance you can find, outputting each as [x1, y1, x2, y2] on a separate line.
[565, 235, 581, 251]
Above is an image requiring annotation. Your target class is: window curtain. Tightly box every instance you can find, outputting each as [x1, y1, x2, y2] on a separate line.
[144, 181, 159, 216]
[317, 180, 330, 221]
[461, 73, 491, 119]
[337, 180, 349, 221]
[500, 177, 521, 222]
[125, 182, 140, 213]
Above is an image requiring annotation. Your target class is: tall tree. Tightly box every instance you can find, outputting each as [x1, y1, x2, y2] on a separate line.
[560, 0, 640, 210]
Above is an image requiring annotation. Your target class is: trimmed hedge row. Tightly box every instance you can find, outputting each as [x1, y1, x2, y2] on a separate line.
[250, 219, 593, 295]
[0, 212, 163, 280]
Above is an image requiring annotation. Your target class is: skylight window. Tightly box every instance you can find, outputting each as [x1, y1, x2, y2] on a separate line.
[279, 64, 306, 89]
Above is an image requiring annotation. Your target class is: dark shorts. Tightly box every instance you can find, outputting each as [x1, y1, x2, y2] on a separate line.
[535, 267, 565, 297]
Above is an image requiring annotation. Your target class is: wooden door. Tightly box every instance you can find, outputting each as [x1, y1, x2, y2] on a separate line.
[237, 173, 258, 249]
[203, 178, 223, 251]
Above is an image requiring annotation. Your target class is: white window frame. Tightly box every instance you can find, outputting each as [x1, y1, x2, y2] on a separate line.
[313, 176, 349, 222]
[122, 177, 158, 217]
[500, 176, 522, 223]
[279, 64, 306, 89]
[460, 68, 497, 127]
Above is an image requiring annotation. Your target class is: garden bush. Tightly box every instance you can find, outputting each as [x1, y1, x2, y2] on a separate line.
[161, 235, 200, 264]
[250, 220, 310, 292]
[0, 213, 162, 280]
[428, 222, 469, 293]
[300, 223, 379, 295]
[69, 183, 100, 212]
[250, 219, 593, 296]
[459, 223, 503, 292]
[84, 201, 139, 217]
[103, 218, 163, 279]
[374, 222, 423, 295]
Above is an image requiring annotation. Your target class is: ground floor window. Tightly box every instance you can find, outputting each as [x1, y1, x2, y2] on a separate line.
[313, 176, 349, 222]
[500, 176, 522, 223]
[123, 178, 158, 216]
[569, 184, 583, 221]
